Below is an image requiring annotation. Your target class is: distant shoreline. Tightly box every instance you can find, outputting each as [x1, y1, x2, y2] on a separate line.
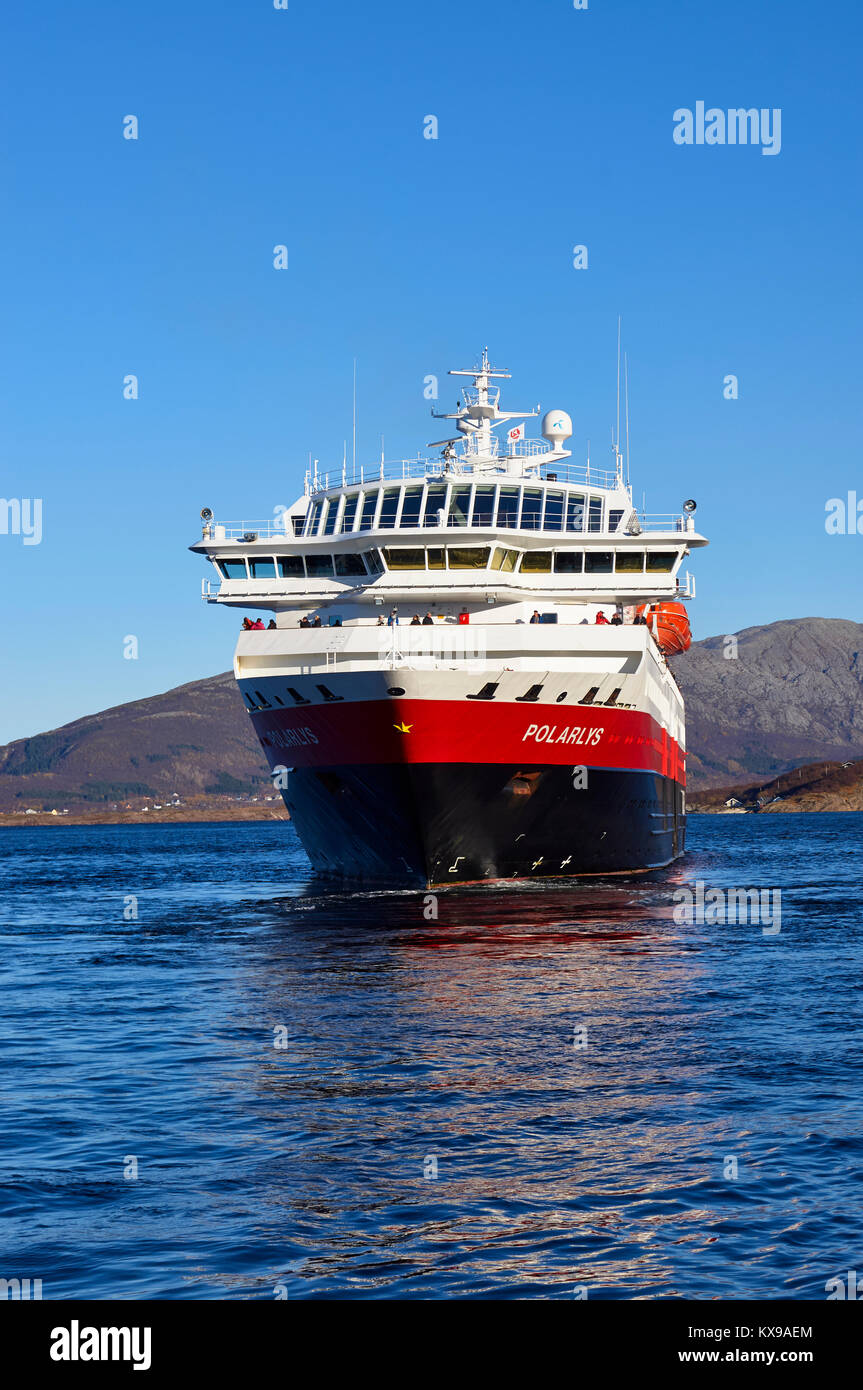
[1, 800, 859, 830]
[0, 799, 289, 829]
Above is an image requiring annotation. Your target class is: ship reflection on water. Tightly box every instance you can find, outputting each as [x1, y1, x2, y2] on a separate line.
[248, 862, 767, 1299]
[282, 862, 698, 951]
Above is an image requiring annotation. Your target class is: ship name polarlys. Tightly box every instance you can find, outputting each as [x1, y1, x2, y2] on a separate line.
[269, 727, 320, 748]
[522, 725, 604, 746]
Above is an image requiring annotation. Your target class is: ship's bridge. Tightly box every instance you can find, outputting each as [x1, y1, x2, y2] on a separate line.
[298, 456, 631, 540]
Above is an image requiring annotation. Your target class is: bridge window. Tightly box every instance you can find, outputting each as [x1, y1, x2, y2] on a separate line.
[615, 552, 644, 572]
[340, 493, 359, 533]
[448, 486, 472, 527]
[322, 499, 339, 535]
[543, 490, 565, 531]
[520, 551, 552, 573]
[608, 509, 625, 532]
[565, 494, 586, 531]
[306, 555, 334, 578]
[646, 552, 677, 572]
[427, 547, 445, 569]
[400, 487, 423, 527]
[496, 487, 520, 528]
[363, 549, 384, 575]
[553, 552, 583, 573]
[277, 555, 304, 578]
[448, 547, 490, 569]
[521, 489, 543, 530]
[423, 485, 447, 527]
[217, 559, 248, 579]
[305, 500, 323, 536]
[383, 548, 426, 570]
[588, 498, 603, 532]
[358, 490, 379, 532]
[335, 553, 367, 577]
[490, 547, 518, 572]
[472, 486, 496, 527]
[249, 558, 276, 579]
[378, 488, 401, 529]
[584, 551, 613, 573]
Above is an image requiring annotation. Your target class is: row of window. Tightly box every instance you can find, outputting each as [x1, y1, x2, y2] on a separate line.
[303, 483, 626, 539]
[215, 548, 680, 580]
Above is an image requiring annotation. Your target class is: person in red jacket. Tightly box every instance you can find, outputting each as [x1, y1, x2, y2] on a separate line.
[595, 611, 609, 625]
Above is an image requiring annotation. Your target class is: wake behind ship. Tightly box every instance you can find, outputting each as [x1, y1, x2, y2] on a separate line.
[191, 351, 708, 887]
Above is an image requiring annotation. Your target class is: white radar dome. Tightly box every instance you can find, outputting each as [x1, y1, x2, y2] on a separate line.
[541, 410, 573, 446]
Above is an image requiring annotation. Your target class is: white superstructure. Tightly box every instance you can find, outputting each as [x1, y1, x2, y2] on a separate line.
[193, 349, 705, 623]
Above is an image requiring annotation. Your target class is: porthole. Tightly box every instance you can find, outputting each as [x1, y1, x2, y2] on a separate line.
[556, 692, 568, 703]
[387, 686, 405, 696]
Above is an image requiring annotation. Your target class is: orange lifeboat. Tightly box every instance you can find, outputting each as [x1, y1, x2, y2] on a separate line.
[636, 601, 692, 656]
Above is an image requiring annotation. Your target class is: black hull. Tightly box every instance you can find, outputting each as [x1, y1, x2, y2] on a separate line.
[283, 763, 685, 888]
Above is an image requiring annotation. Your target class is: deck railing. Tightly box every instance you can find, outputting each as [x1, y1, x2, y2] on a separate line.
[202, 573, 696, 602]
[305, 455, 620, 495]
[634, 513, 696, 532]
[203, 512, 693, 543]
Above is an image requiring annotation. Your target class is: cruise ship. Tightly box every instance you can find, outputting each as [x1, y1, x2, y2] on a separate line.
[190, 351, 708, 887]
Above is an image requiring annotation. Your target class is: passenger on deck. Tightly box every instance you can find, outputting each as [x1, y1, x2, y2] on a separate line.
[242, 618, 253, 630]
[267, 619, 277, 629]
[252, 618, 265, 629]
[299, 616, 310, 628]
[610, 612, 622, 626]
[530, 610, 541, 624]
[376, 616, 385, 626]
[410, 615, 421, 626]
[595, 611, 609, 625]
[422, 612, 434, 625]
[387, 609, 399, 626]
[312, 616, 322, 628]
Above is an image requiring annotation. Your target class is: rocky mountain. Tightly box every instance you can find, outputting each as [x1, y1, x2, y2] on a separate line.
[672, 617, 863, 786]
[1, 617, 862, 812]
[0, 672, 267, 811]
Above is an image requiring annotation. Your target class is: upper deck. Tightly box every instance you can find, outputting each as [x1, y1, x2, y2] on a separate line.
[190, 349, 708, 614]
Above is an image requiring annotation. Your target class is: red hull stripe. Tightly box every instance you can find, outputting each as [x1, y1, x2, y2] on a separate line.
[251, 700, 686, 782]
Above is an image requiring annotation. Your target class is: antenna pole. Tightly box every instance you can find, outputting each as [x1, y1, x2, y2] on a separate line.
[352, 358, 357, 474]
[616, 316, 621, 455]
[624, 351, 631, 489]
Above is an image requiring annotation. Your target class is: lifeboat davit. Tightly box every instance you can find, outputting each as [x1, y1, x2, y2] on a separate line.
[637, 601, 692, 656]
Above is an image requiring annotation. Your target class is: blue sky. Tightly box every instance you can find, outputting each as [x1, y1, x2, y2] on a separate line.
[1, 0, 860, 743]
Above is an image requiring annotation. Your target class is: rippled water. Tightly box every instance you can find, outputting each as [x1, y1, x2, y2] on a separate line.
[1, 814, 861, 1300]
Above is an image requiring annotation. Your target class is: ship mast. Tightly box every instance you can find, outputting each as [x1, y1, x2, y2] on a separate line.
[430, 347, 539, 472]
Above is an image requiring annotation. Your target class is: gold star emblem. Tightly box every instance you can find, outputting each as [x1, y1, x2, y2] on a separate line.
[393, 721, 413, 734]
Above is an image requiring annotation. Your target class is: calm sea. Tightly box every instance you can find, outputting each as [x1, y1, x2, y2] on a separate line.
[1, 814, 861, 1300]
